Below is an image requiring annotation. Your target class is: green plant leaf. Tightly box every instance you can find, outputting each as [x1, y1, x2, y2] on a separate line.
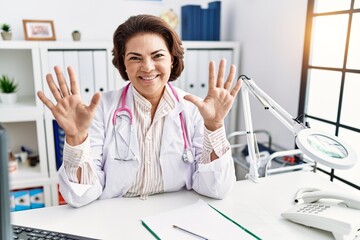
[0, 75, 18, 93]
[1, 23, 11, 32]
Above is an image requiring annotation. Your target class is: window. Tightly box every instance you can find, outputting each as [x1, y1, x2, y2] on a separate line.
[299, 0, 360, 190]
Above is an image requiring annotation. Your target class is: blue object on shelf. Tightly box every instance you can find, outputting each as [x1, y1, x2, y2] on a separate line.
[181, 1, 221, 41]
[29, 188, 45, 209]
[13, 190, 30, 211]
[181, 5, 202, 40]
[209, 1, 221, 41]
[53, 120, 65, 170]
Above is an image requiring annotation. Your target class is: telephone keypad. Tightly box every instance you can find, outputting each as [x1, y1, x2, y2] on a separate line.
[297, 204, 331, 214]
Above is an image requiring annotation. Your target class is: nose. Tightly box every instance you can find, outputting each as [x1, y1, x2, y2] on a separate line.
[141, 58, 155, 72]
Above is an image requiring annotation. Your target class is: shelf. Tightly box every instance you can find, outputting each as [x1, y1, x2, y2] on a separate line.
[0, 96, 41, 122]
[39, 41, 112, 50]
[9, 164, 49, 190]
[0, 41, 39, 49]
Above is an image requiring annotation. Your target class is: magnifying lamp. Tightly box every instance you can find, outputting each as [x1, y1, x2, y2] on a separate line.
[238, 75, 358, 182]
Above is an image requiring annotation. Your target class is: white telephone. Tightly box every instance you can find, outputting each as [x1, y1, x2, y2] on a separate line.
[281, 187, 360, 240]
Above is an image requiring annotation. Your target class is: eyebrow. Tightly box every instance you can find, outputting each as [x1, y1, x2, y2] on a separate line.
[126, 49, 167, 57]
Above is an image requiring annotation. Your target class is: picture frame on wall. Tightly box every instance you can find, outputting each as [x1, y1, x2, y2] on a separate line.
[22, 20, 56, 41]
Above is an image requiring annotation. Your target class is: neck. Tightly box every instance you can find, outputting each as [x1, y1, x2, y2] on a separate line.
[137, 86, 165, 121]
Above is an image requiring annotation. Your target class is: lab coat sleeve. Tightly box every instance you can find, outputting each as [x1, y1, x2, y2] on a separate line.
[190, 110, 236, 199]
[192, 149, 235, 199]
[199, 126, 230, 164]
[58, 138, 103, 208]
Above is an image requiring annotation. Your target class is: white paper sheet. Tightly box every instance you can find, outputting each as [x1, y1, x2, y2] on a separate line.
[141, 199, 258, 240]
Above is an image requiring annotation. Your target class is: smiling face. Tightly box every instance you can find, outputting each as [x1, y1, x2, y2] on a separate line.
[123, 33, 173, 104]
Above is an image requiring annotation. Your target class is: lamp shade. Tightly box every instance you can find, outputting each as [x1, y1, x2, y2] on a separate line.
[296, 128, 357, 170]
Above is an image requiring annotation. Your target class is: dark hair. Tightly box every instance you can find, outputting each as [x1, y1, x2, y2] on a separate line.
[112, 14, 184, 81]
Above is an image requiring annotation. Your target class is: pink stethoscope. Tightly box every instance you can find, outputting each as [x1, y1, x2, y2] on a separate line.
[112, 83, 194, 163]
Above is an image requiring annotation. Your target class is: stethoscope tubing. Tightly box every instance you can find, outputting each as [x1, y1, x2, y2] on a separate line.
[112, 83, 192, 162]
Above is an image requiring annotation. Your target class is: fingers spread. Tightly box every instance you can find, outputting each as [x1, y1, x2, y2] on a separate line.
[67, 66, 80, 95]
[230, 78, 242, 97]
[88, 92, 102, 113]
[37, 91, 55, 110]
[46, 73, 62, 102]
[208, 61, 216, 89]
[183, 94, 203, 109]
[224, 64, 236, 91]
[54, 66, 70, 97]
[216, 59, 226, 88]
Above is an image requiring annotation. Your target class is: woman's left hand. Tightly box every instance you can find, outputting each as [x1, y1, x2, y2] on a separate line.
[184, 59, 242, 131]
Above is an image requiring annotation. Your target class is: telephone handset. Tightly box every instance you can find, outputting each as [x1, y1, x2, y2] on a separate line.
[282, 187, 360, 240]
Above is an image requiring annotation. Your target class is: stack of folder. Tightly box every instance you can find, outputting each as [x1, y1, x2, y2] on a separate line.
[181, 1, 221, 41]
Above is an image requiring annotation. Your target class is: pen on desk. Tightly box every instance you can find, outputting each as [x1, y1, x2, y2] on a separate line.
[173, 225, 208, 240]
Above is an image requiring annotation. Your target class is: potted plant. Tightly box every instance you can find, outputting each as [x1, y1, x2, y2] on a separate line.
[0, 74, 18, 104]
[1, 23, 12, 40]
[72, 30, 81, 41]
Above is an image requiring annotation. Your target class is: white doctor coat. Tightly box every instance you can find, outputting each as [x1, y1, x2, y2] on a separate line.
[58, 85, 236, 208]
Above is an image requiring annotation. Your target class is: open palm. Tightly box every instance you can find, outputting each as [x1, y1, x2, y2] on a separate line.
[37, 66, 101, 145]
[184, 59, 241, 131]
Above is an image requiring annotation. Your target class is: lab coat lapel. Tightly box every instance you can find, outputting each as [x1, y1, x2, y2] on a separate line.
[161, 100, 185, 153]
[116, 86, 139, 160]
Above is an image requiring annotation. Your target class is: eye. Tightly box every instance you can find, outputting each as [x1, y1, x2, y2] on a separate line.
[129, 56, 141, 61]
[154, 53, 165, 59]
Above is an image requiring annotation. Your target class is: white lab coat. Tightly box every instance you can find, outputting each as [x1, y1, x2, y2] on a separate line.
[58, 84, 236, 207]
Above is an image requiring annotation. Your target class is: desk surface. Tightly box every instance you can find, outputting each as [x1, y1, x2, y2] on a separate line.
[11, 171, 359, 240]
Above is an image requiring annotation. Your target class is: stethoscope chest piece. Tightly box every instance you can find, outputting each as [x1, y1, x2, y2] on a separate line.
[182, 149, 194, 163]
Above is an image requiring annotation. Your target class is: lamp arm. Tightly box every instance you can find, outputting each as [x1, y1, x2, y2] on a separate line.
[241, 87, 260, 181]
[239, 75, 307, 182]
[240, 76, 306, 135]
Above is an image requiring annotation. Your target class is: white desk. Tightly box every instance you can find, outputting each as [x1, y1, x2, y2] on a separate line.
[11, 171, 360, 240]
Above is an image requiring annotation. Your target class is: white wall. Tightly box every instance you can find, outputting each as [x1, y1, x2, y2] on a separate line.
[0, 0, 308, 149]
[0, 0, 210, 41]
[222, 0, 308, 149]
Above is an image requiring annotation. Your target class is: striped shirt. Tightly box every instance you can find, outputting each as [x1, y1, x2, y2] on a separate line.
[63, 85, 229, 198]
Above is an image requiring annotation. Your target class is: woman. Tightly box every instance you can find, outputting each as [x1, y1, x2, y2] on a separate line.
[37, 14, 242, 208]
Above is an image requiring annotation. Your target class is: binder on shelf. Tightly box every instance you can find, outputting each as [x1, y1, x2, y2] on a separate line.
[201, 9, 209, 41]
[29, 188, 45, 209]
[181, 1, 221, 41]
[181, 5, 202, 40]
[78, 51, 95, 105]
[93, 50, 108, 93]
[53, 120, 65, 170]
[209, 1, 221, 41]
[63, 51, 80, 85]
[184, 50, 198, 96]
[197, 50, 210, 98]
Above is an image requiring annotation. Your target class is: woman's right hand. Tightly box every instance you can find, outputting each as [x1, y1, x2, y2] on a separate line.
[37, 66, 101, 146]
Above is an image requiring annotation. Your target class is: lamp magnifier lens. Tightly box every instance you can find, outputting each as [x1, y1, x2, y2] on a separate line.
[307, 134, 348, 159]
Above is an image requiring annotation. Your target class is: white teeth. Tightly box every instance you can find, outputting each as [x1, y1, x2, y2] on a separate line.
[141, 76, 156, 80]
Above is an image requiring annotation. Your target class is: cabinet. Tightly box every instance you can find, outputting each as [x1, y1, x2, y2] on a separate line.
[0, 40, 239, 207]
[0, 42, 52, 206]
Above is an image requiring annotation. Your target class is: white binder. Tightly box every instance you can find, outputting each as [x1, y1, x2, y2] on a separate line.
[93, 50, 108, 93]
[78, 51, 95, 105]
